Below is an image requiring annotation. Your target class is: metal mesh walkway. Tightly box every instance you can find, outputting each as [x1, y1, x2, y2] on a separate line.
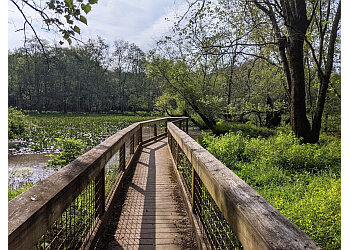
[95, 137, 197, 249]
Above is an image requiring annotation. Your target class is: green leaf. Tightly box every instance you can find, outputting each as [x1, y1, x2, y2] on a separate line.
[81, 3, 91, 14]
[89, 0, 98, 4]
[73, 25, 80, 34]
[79, 15, 87, 25]
[65, 0, 73, 8]
[48, 1, 54, 9]
[63, 33, 70, 40]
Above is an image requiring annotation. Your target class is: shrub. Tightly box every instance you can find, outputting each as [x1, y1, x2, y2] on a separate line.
[215, 120, 275, 138]
[202, 131, 247, 165]
[8, 107, 31, 139]
[200, 127, 341, 249]
[8, 183, 33, 201]
[265, 175, 341, 249]
[46, 137, 87, 169]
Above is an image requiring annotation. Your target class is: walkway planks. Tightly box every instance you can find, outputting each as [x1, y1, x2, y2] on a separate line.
[95, 137, 196, 249]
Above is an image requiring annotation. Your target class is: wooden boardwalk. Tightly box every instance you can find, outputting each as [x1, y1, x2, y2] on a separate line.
[95, 137, 197, 249]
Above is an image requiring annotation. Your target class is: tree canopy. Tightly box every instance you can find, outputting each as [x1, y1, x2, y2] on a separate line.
[8, 37, 159, 113]
[147, 0, 340, 142]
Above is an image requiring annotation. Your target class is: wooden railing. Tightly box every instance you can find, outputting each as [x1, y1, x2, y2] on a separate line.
[8, 117, 184, 250]
[167, 121, 321, 250]
[8, 116, 321, 250]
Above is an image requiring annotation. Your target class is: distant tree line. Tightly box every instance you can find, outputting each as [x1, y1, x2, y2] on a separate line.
[8, 37, 161, 113]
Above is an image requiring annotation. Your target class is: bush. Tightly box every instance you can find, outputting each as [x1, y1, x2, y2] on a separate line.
[8, 107, 31, 139]
[8, 183, 33, 201]
[46, 138, 87, 169]
[215, 120, 275, 138]
[200, 128, 341, 249]
[265, 175, 341, 249]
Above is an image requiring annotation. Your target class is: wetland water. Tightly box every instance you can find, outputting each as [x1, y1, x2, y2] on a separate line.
[8, 126, 203, 190]
[8, 140, 60, 189]
[8, 154, 59, 189]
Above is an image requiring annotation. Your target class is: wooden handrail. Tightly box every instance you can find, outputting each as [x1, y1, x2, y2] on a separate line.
[167, 122, 320, 250]
[8, 117, 185, 250]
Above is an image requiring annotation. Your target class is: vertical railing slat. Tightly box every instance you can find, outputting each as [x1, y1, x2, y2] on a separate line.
[120, 143, 125, 171]
[95, 168, 105, 217]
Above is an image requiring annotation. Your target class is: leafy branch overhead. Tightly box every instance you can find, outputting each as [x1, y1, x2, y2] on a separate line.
[11, 0, 98, 46]
[46, 0, 98, 44]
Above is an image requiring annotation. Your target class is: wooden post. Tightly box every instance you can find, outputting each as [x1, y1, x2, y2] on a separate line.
[130, 134, 134, 155]
[192, 167, 202, 216]
[119, 143, 125, 170]
[139, 126, 142, 144]
[186, 118, 189, 134]
[95, 168, 105, 218]
[165, 120, 168, 133]
[168, 132, 172, 154]
[154, 123, 157, 136]
[174, 140, 178, 167]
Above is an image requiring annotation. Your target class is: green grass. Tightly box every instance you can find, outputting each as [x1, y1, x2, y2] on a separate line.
[8, 183, 33, 201]
[200, 124, 341, 249]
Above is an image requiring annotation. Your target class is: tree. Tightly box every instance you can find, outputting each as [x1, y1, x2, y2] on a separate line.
[8, 37, 158, 113]
[146, 44, 227, 133]
[173, 0, 341, 142]
[250, 0, 341, 143]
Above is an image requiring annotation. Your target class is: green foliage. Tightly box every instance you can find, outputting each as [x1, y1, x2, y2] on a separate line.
[45, 0, 98, 44]
[154, 92, 184, 116]
[214, 120, 275, 138]
[9, 113, 157, 154]
[46, 137, 87, 169]
[266, 176, 341, 249]
[8, 107, 31, 139]
[8, 183, 33, 201]
[200, 127, 341, 249]
[147, 45, 228, 131]
[9, 38, 158, 114]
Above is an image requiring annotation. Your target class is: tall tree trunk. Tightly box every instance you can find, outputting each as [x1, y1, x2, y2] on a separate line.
[279, 1, 312, 141]
[253, 0, 340, 143]
[288, 36, 311, 141]
[310, 1, 341, 143]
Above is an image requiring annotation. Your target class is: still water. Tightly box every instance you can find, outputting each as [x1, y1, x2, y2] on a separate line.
[8, 154, 60, 189]
[8, 126, 203, 189]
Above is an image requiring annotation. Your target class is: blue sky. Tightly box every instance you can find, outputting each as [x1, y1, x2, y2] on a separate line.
[8, 0, 186, 51]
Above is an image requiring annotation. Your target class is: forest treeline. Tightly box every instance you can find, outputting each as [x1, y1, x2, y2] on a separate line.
[8, 35, 340, 132]
[8, 37, 161, 113]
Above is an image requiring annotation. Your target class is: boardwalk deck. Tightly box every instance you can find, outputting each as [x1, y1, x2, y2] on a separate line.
[95, 137, 197, 249]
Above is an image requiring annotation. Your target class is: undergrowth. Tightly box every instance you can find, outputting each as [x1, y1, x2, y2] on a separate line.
[199, 125, 341, 249]
[45, 137, 87, 169]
